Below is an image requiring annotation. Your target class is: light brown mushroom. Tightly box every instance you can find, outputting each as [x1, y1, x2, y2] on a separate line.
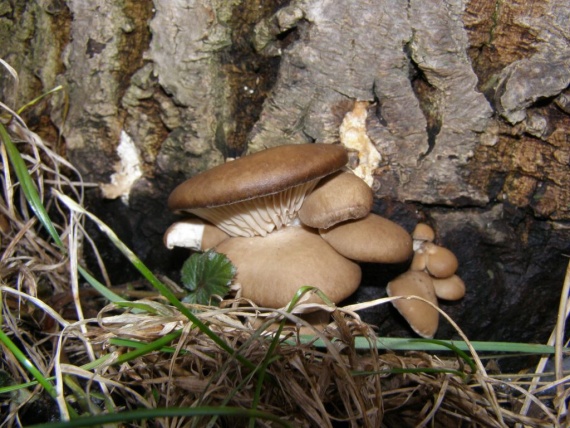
[215, 225, 361, 308]
[167, 144, 348, 237]
[410, 250, 428, 272]
[298, 170, 373, 229]
[421, 242, 459, 279]
[386, 271, 439, 338]
[412, 223, 435, 251]
[318, 213, 413, 263]
[432, 275, 466, 300]
[163, 219, 229, 251]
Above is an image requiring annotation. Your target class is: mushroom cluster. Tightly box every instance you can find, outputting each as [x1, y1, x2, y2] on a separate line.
[165, 143, 413, 309]
[386, 223, 465, 338]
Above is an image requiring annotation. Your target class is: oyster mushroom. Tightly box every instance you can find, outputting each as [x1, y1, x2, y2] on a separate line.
[215, 225, 361, 308]
[386, 270, 439, 339]
[318, 213, 413, 263]
[167, 144, 348, 237]
[413, 242, 459, 279]
[432, 275, 466, 300]
[390, 223, 467, 337]
[298, 170, 373, 229]
[412, 222, 435, 251]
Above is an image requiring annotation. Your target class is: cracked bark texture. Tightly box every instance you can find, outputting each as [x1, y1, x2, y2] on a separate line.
[0, 0, 569, 343]
[251, 0, 492, 206]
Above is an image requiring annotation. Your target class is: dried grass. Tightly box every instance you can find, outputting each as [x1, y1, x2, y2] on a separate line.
[0, 104, 568, 427]
[80, 298, 563, 428]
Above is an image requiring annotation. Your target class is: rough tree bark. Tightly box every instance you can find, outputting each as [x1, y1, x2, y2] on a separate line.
[1, 0, 568, 342]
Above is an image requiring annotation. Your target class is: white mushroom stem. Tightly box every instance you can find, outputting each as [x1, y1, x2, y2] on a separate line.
[163, 219, 229, 250]
[188, 179, 320, 237]
[164, 220, 206, 250]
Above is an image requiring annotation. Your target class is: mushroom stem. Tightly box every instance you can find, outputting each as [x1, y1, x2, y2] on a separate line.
[163, 219, 229, 250]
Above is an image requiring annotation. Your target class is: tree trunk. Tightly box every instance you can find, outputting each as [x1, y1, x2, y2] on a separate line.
[1, 0, 568, 342]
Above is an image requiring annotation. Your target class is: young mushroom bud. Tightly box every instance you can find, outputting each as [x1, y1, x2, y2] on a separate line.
[421, 242, 459, 279]
[386, 271, 439, 339]
[412, 241, 460, 279]
[432, 275, 466, 300]
[412, 223, 435, 251]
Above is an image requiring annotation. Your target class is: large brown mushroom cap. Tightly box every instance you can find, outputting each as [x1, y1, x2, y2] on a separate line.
[298, 170, 373, 229]
[169, 144, 347, 210]
[167, 144, 348, 237]
[319, 213, 413, 263]
[215, 225, 361, 308]
[386, 271, 439, 339]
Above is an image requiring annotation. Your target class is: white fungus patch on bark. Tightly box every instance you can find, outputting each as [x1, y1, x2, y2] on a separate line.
[100, 131, 143, 204]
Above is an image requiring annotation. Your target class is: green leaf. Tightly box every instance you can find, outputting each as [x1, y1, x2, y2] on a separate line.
[180, 250, 236, 305]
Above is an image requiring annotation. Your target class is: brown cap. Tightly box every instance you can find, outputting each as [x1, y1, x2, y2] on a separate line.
[432, 275, 466, 300]
[412, 223, 435, 242]
[386, 271, 439, 338]
[168, 144, 348, 210]
[319, 213, 413, 263]
[167, 144, 348, 237]
[298, 170, 373, 229]
[422, 242, 459, 278]
[215, 225, 361, 308]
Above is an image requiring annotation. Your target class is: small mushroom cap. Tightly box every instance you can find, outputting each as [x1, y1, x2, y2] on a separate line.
[215, 225, 361, 308]
[298, 170, 373, 229]
[319, 213, 413, 263]
[423, 242, 459, 278]
[432, 275, 466, 300]
[163, 219, 229, 250]
[386, 270, 439, 338]
[167, 144, 348, 237]
[412, 223, 435, 242]
[168, 144, 348, 210]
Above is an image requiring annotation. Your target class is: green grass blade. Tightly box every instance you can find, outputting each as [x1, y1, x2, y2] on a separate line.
[0, 329, 57, 398]
[352, 366, 468, 379]
[418, 338, 477, 373]
[77, 265, 125, 303]
[113, 330, 183, 365]
[26, 406, 292, 428]
[0, 122, 64, 248]
[16, 85, 63, 115]
[108, 337, 187, 355]
[294, 335, 567, 355]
